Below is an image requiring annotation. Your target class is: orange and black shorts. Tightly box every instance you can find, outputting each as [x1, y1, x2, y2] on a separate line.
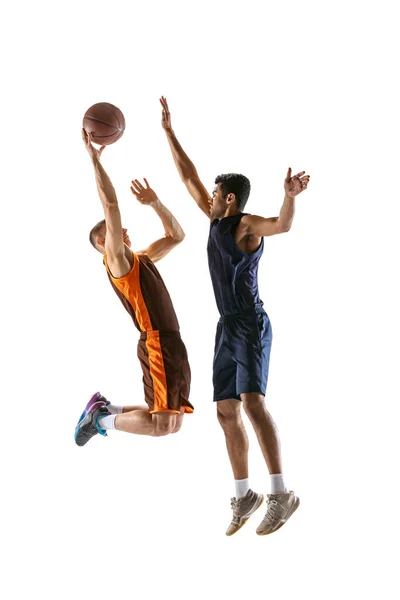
[137, 330, 193, 415]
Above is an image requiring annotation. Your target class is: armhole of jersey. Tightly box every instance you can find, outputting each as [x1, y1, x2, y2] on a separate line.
[232, 214, 263, 257]
[104, 250, 136, 280]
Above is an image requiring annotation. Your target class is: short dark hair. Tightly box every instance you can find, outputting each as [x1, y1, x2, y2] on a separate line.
[215, 173, 251, 211]
[89, 219, 106, 249]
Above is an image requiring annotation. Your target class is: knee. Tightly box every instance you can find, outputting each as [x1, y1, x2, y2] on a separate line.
[242, 395, 265, 421]
[217, 406, 242, 433]
[171, 416, 183, 434]
[153, 416, 176, 437]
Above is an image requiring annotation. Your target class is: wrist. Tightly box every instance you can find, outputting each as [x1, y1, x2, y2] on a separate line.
[151, 197, 161, 209]
[284, 191, 295, 201]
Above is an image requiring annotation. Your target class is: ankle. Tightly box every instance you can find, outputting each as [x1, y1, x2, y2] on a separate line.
[270, 473, 286, 494]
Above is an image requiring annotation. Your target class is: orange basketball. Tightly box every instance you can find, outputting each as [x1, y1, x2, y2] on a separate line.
[83, 102, 125, 145]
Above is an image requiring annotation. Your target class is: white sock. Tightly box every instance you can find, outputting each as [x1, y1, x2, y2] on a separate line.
[270, 474, 286, 494]
[235, 478, 250, 499]
[107, 404, 123, 414]
[98, 414, 117, 430]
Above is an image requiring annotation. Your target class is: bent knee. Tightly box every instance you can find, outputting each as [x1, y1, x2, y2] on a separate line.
[153, 414, 177, 437]
[171, 416, 184, 434]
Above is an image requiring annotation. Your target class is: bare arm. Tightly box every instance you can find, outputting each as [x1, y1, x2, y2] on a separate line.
[240, 168, 310, 238]
[82, 129, 130, 275]
[160, 96, 211, 218]
[130, 179, 185, 263]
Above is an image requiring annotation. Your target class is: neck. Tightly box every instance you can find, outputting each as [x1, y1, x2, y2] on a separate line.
[223, 206, 241, 219]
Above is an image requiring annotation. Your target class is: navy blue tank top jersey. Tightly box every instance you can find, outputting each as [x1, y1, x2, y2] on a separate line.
[207, 213, 264, 317]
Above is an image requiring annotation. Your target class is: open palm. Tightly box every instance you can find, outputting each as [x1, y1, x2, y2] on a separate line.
[130, 178, 158, 206]
[284, 168, 310, 198]
[160, 96, 172, 132]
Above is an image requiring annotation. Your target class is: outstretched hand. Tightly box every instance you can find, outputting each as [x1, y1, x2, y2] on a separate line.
[82, 128, 106, 162]
[160, 96, 172, 133]
[284, 168, 310, 198]
[130, 178, 159, 206]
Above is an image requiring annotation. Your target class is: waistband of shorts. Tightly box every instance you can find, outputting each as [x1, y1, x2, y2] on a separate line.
[219, 305, 265, 322]
[139, 329, 181, 340]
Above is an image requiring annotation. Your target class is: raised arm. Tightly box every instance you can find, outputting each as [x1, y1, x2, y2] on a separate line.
[240, 168, 310, 238]
[82, 129, 130, 276]
[160, 96, 211, 218]
[130, 178, 185, 263]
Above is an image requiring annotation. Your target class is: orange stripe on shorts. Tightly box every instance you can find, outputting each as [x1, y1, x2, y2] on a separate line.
[145, 331, 169, 413]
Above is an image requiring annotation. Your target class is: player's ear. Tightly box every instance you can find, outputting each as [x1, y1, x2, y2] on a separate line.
[97, 236, 105, 246]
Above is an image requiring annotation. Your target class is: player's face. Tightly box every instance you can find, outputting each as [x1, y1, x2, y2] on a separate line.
[210, 184, 226, 220]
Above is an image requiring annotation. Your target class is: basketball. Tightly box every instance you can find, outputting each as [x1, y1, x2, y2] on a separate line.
[83, 102, 125, 145]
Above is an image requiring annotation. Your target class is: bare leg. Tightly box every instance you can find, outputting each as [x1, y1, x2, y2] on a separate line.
[241, 392, 282, 474]
[115, 410, 180, 437]
[216, 399, 249, 480]
[121, 405, 149, 414]
[172, 409, 185, 433]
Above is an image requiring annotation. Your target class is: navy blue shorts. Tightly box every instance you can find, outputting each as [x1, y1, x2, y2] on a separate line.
[213, 307, 272, 401]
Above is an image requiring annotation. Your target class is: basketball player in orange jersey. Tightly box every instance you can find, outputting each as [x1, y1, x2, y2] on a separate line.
[160, 97, 310, 536]
[74, 129, 193, 447]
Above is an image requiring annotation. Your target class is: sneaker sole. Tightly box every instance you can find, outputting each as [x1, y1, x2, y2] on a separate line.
[226, 494, 264, 537]
[256, 496, 300, 536]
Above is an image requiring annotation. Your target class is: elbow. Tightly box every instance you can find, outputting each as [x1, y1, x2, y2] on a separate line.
[276, 221, 292, 234]
[181, 171, 198, 184]
[103, 200, 119, 211]
[167, 231, 185, 245]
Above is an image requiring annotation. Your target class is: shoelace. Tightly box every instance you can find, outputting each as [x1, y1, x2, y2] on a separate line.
[262, 496, 283, 524]
[230, 497, 246, 525]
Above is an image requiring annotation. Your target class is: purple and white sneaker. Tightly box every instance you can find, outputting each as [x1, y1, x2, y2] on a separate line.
[74, 393, 110, 447]
[75, 392, 109, 426]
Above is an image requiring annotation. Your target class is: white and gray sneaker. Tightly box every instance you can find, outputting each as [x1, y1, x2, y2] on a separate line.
[226, 489, 264, 536]
[256, 491, 300, 535]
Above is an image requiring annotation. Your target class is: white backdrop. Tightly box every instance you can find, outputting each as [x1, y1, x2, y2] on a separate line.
[1, 1, 399, 598]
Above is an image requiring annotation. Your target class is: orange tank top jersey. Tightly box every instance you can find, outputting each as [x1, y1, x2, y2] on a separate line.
[103, 251, 180, 333]
[103, 251, 193, 415]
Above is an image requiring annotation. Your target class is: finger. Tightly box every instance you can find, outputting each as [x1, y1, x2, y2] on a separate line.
[130, 186, 140, 197]
[82, 128, 89, 143]
[130, 181, 141, 194]
[285, 167, 292, 182]
[98, 145, 106, 157]
[143, 178, 150, 188]
[134, 179, 145, 191]
[293, 171, 306, 179]
[130, 179, 141, 191]
[162, 97, 170, 113]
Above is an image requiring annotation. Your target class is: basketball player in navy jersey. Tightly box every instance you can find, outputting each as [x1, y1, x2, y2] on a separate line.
[160, 97, 310, 536]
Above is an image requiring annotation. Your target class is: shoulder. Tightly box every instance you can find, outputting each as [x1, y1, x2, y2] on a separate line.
[236, 213, 253, 233]
[105, 248, 134, 279]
